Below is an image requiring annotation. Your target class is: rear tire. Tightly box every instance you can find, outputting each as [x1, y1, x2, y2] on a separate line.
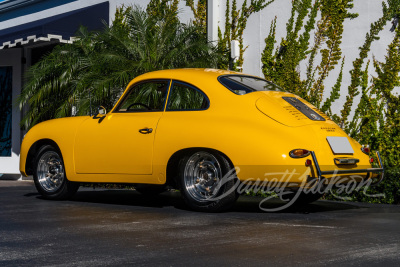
[33, 145, 79, 200]
[179, 151, 237, 212]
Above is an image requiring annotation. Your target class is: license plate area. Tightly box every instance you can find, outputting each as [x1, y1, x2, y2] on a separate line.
[334, 157, 359, 165]
[326, 136, 354, 154]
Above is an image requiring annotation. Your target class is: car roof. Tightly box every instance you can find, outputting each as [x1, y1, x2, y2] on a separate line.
[113, 68, 270, 112]
[134, 68, 243, 81]
[119, 68, 269, 106]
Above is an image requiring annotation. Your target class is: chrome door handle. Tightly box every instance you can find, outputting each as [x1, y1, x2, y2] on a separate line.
[139, 128, 153, 134]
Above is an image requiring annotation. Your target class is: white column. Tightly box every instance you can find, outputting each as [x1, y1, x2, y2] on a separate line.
[207, 0, 220, 42]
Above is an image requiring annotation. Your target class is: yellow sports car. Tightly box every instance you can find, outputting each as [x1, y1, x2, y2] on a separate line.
[20, 69, 384, 211]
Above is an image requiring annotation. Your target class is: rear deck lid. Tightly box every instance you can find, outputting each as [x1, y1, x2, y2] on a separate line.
[256, 92, 330, 127]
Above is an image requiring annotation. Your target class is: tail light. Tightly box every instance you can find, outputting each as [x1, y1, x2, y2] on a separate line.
[305, 159, 312, 166]
[289, 149, 311, 158]
[361, 145, 370, 155]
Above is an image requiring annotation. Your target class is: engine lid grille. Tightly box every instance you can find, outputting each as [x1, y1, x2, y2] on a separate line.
[282, 97, 326, 121]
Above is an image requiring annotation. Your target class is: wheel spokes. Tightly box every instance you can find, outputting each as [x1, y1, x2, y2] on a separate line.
[184, 152, 222, 202]
[37, 151, 65, 193]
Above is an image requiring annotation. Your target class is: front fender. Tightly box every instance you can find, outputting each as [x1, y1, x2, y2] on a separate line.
[20, 116, 89, 177]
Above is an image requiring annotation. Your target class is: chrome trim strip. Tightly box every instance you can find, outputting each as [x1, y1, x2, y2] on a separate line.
[371, 151, 385, 186]
[310, 151, 322, 179]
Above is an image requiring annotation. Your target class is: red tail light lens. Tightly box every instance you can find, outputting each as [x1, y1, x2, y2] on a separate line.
[305, 159, 312, 166]
[289, 149, 311, 158]
[370, 158, 374, 163]
[361, 145, 370, 155]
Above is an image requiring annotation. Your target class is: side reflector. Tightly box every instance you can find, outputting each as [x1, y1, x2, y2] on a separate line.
[289, 149, 311, 158]
[305, 159, 312, 166]
[370, 158, 374, 163]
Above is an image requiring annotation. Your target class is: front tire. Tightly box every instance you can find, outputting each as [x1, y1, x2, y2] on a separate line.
[179, 151, 237, 212]
[33, 145, 79, 200]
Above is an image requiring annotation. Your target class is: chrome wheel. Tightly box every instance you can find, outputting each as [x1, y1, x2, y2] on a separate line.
[36, 151, 65, 193]
[184, 152, 222, 202]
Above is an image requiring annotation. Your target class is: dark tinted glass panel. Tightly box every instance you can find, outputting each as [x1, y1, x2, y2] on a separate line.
[219, 75, 283, 95]
[0, 66, 12, 157]
[117, 80, 169, 112]
[167, 82, 209, 111]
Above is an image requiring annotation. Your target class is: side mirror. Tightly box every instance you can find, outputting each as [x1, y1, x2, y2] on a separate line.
[98, 106, 107, 115]
[93, 106, 107, 120]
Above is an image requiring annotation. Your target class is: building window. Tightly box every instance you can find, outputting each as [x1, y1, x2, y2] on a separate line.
[0, 66, 12, 157]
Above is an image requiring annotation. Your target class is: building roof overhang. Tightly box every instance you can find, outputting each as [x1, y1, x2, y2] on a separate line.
[0, 1, 109, 49]
[0, 0, 47, 14]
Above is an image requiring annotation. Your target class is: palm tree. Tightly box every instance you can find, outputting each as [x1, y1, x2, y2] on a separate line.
[19, 5, 221, 129]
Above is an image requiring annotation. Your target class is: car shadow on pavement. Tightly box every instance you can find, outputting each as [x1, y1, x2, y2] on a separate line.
[22, 187, 363, 214]
[70, 189, 187, 210]
[233, 195, 363, 214]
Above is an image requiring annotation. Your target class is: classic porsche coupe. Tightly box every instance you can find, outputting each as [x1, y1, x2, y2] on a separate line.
[20, 69, 384, 211]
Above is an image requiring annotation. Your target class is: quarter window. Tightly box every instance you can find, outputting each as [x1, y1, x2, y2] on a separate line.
[116, 80, 170, 112]
[167, 82, 209, 111]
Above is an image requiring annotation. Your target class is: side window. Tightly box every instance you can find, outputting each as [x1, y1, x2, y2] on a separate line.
[167, 82, 209, 111]
[116, 80, 170, 112]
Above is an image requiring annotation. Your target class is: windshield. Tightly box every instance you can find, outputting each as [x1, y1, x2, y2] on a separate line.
[218, 75, 283, 95]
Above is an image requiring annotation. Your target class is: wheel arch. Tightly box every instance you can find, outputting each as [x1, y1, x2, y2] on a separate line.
[25, 139, 61, 175]
[165, 147, 235, 188]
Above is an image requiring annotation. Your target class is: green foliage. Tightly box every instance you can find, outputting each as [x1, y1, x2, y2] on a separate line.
[321, 58, 345, 117]
[19, 4, 221, 129]
[218, 0, 275, 71]
[19, 29, 98, 127]
[349, 25, 400, 167]
[310, 0, 358, 107]
[185, 0, 207, 36]
[340, 0, 400, 128]
[262, 0, 357, 105]
[340, 0, 400, 168]
[262, 0, 320, 97]
[146, 0, 180, 22]
[325, 168, 400, 204]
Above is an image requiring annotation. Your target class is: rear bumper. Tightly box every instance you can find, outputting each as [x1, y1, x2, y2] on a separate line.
[310, 151, 384, 186]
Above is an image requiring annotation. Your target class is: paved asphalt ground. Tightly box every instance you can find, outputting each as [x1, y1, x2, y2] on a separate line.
[1, 180, 399, 266]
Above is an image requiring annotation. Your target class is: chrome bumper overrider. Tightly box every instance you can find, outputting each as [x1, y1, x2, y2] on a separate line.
[310, 151, 384, 186]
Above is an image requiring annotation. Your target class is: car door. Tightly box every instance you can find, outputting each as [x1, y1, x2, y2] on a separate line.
[74, 80, 170, 175]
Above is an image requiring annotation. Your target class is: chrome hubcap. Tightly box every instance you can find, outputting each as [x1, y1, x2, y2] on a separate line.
[184, 152, 222, 202]
[37, 151, 65, 192]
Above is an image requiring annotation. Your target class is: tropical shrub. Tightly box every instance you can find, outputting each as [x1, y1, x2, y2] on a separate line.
[324, 168, 400, 204]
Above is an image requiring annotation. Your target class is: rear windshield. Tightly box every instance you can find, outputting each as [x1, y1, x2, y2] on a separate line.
[218, 75, 283, 95]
